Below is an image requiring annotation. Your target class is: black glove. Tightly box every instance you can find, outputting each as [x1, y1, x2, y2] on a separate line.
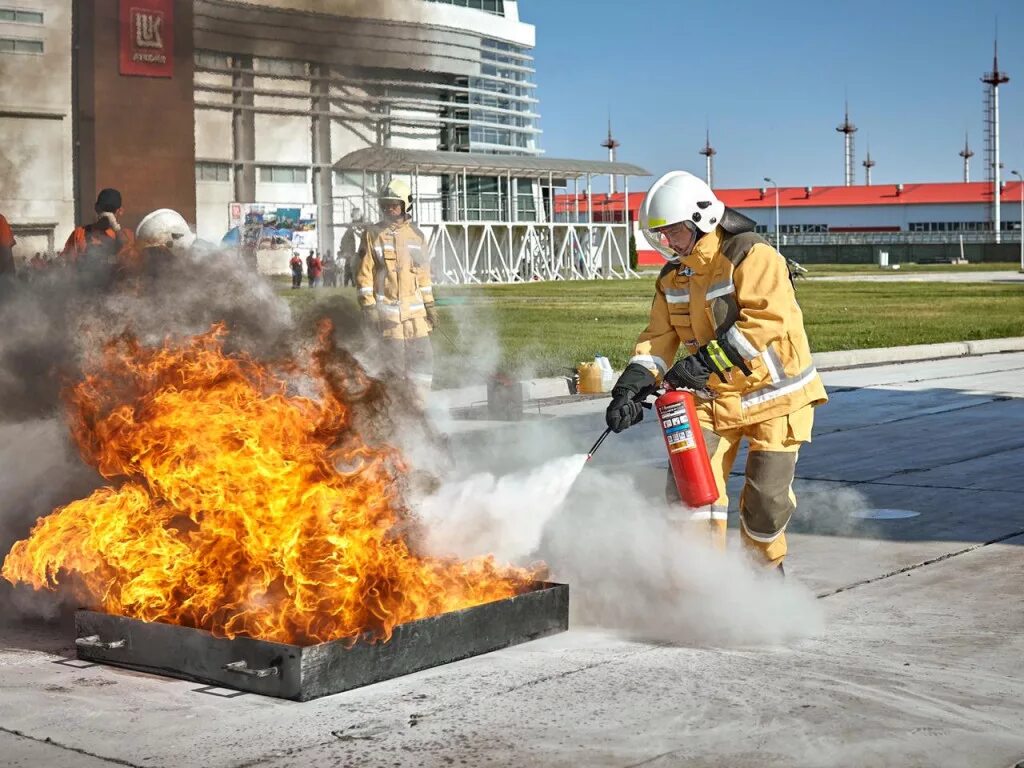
[425, 303, 439, 329]
[605, 363, 657, 433]
[664, 338, 747, 391]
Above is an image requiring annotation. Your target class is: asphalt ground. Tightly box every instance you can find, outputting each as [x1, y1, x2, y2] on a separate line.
[2, 352, 1024, 767]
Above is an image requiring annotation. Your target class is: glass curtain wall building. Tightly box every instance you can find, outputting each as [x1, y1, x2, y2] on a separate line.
[190, 0, 541, 249]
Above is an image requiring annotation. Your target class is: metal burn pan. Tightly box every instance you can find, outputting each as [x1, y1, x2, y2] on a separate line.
[74, 581, 568, 701]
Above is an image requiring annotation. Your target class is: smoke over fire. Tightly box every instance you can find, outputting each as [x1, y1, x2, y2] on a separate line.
[1, 320, 535, 644]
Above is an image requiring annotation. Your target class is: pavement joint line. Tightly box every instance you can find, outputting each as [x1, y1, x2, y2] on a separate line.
[810, 397, 1006, 437]
[794, 438, 1024, 488]
[622, 747, 688, 768]
[815, 529, 1024, 600]
[0, 725, 144, 768]
[792, 475, 1018, 494]
[870, 440, 1024, 482]
[853, 364, 1024, 389]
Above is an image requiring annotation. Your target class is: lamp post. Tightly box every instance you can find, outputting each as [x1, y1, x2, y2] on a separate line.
[763, 177, 779, 247]
[1012, 170, 1024, 273]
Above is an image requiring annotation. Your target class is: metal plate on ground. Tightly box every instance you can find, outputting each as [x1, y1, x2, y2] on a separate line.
[850, 508, 921, 520]
[74, 581, 568, 701]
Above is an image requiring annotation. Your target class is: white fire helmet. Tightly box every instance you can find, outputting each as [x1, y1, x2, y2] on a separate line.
[639, 171, 725, 262]
[136, 208, 196, 255]
[378, 179, 413, 216]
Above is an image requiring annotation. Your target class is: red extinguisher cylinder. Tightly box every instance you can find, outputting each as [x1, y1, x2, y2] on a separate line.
[655, 390, 719, 508]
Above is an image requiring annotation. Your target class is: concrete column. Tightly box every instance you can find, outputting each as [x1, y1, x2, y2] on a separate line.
[310, 64, 334, 258]
[232, 55, 255, 203]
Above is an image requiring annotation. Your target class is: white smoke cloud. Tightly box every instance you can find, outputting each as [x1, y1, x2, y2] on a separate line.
[416, 440, 825, 647]
[417, 453, 588, 563]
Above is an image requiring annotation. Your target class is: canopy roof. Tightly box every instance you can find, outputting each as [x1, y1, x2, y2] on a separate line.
[334, 146, 649, 180]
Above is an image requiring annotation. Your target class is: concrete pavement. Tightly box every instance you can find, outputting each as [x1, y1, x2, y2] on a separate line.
[805, 269, 1024, 283]
[3, 353, 1024, 767]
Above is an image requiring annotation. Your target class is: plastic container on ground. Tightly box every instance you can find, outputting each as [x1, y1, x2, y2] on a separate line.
[576, 362, 603, 394]
[578, 356, 614, 394]
[596, 355, 615, 391]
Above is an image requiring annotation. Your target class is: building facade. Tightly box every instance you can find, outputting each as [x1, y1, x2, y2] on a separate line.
[0, 1, 74, 255]
[0, 0, 539, 261]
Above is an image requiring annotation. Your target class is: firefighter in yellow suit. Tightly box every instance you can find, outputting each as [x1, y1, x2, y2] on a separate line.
[605, 171, 827, 574]
[357, 180, 438, 395]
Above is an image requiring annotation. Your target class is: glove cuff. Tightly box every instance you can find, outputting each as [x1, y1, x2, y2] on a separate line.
[702, 339, 741, 374]
[612, 362, 657, 399]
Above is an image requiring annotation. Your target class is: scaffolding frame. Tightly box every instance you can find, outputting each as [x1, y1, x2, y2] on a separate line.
[334, 147, 649, 284]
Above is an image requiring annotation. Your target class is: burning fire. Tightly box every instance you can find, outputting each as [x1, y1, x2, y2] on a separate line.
[2, 323, 536, 644]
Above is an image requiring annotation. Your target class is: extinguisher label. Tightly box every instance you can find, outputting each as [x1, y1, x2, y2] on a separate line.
[660, 404, 697, 453]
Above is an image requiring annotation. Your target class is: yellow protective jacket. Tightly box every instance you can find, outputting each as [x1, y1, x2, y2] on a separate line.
[357, 218, 434, 340]
[632, 226, 827, 431]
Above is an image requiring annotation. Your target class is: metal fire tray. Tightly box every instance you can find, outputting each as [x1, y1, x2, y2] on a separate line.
[74, 581, 568, 701]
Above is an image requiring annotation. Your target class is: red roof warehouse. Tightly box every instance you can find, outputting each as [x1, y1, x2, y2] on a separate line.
[555, 181, 1024, 266]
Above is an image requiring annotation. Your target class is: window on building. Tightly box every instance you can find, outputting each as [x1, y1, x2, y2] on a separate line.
[423, 0, 505, 16]
[0, 36, 42, 53]
[194, 50, 229, 70]
[254, 57, 307, 77]
[0, 8, 44, 24]
[778, 223, 826, 234]
[259, 165, 308, 184]
[196, 162, 231, 182]
[516, 178, 537, 222]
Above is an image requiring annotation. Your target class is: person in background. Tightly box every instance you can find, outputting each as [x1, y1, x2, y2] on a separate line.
[306, 249, 323, 287]
[0, 212, 16, 279]
[289, 251, 304, 289]
[322, 250, 338, 287]
[61, 188, 135, 267]
[339, 210, 365, 287]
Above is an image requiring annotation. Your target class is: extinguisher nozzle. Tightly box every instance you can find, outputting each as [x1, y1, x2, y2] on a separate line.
[587, 426, 612, 460]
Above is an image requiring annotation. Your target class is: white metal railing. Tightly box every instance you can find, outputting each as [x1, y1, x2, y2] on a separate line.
[766, 231, 1023, 246]
[427, 222, 635, 284]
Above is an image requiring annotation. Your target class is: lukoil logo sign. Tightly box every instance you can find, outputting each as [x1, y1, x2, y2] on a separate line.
[120, 0, 174, 78]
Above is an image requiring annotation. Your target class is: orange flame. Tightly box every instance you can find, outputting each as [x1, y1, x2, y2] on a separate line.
[2, 323, 536, 645]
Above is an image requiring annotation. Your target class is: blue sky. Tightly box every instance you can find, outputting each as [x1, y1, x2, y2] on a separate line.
[521, 0, 1024, 191]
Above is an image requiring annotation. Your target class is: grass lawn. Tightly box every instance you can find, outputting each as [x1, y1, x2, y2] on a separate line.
[279, 277, 1024, 387]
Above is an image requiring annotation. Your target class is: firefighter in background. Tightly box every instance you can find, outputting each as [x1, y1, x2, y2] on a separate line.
[135, 209, 197, 256]
[62, 188, 135, 266]
[357, 180, 439, 395]
[605, 171, 827, 574]
[339, 209, 365, 287]
[0, 212, 16, 279]
[106, 208, 199, 277]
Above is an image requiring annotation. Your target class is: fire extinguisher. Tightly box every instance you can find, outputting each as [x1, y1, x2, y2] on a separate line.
[655, 389, 719, 508]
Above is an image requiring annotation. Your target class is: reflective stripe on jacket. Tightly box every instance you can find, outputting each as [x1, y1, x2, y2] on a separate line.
[631, 226, 827, 430]
[356, 219, 433, 340]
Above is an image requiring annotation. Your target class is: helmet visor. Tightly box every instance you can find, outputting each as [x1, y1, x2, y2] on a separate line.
[643, 220, 695, 262]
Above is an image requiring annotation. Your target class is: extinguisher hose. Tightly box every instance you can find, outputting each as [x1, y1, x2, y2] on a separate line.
[586, 426, 612, 461]
[588, 385, 715, 462]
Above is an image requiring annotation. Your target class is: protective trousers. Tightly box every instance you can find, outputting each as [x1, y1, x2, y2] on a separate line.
[382, 334, 433, 402]
[665, 403, 814, 566]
